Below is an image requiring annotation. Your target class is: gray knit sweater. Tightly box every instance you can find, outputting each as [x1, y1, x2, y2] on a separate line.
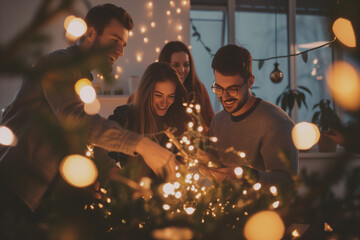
[210, 98, 298, 189]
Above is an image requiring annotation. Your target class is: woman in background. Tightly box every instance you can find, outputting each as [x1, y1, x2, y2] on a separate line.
[158, 41, 214, 133]
[109, 62, 187, 178]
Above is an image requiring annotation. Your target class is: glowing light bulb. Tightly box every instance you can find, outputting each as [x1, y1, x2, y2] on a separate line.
[0, 126, 16, 146]
[173, 182, 180, 188]
[147, 1, 153, 8]
[244, 211, 285, 240]
[242, 190, 247, 195]
[65, 17, 87, 41]
[210, 137, 217, 142]
[238, 152, 246, 158]
[170, 1, 175, 7]
[79, 85, 96, 103]
[185, 207, 195, 215]
[143, 37, 149, 44]
[326, 61, 360, 110]
[188, 145, 194, 151]
[195, 104, 201, 112]
[166, 10, 171, 16]
[292, 122, 320, 150]
[140, 26, 147, 34]
[234, 167, 243, 177]
[194, 174, 200, 181]
[163, 204, 170, 210]
[182, 0, 188, 5]
[162, 183, 175, 195]
[150, 22, 156, 28]
[253, 183, 261, 191]
[155, 47, 160, 53]
[139, 177, 152, 189]
[136, 55, 143, 62]
[60, 154, 98, 188]
[188, 122, 194, 128]
[272, 201, 280, 208]
[166, 142, 172, 149]
[292, 229, 300, 237]
[197, 126, 203, 132]
[84, 99, 100, 115]
[177, 35, 183, 41]
[332, 18, 356, 47]
[177, 24, 183, 31]
[176, 8, 181, 14]
[175, 191, 182, 198]
[270, 186, 278, 196]
[129, 31, 134, 37]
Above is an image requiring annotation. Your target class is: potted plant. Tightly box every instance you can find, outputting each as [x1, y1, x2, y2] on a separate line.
[276, 85, 312, 116]
[312, 99, 342, 152]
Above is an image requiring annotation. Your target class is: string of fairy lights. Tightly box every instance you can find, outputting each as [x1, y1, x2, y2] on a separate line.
[0, 1, 360, 239]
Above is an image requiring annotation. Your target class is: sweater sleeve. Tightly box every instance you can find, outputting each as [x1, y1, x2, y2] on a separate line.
[40, 52, 142, 157]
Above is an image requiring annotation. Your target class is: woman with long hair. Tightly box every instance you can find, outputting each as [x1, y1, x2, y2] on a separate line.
[158, 41, 214, 133]
[109, 62, 187, 178]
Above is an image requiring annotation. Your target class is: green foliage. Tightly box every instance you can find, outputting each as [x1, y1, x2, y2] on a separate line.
[276, 85, 312, 115]
[311, 99, 342, 131]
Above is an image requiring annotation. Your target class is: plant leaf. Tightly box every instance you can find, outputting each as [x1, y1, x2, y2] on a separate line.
[298, 86, 312, 96]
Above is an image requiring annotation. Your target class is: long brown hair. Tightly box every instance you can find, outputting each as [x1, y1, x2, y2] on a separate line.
[133, 62, 187, 138]
[158, 41, 214, 130]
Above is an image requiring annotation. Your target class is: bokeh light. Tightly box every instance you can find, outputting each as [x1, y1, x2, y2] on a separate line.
[326, 61, 360, 111]
[65, 17, 87, 41]
[292, 122, 320, 150]
[75, 78, 92, 95]
[244, 210, 285, 240]
[60, 154, 98, 188]
[79, 85, 96, 103]
[0, 126, 16, 146]
[84, 99, 101, 115]
[332, 18, 356, 48]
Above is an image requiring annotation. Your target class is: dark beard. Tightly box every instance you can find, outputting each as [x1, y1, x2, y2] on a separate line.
[92, 38, 113, 73]
[220, 93, 249, 114]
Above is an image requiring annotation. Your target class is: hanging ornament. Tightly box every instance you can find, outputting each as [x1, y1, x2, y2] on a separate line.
[270, 0, 283, 84]
[270, 62, 283, 83]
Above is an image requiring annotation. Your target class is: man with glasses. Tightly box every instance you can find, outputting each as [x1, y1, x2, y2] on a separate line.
[208, 44, 298, 190]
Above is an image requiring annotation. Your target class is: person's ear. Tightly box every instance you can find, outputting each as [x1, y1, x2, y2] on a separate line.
[84, 26, 97, 44]
[247, 75, 255, 88]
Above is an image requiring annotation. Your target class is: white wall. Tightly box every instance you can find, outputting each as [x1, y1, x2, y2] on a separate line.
[0, 0, 190, 113]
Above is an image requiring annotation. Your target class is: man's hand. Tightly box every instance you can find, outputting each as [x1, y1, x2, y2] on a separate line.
[135, 137, 176, 178]
[322, 129, 346, 147]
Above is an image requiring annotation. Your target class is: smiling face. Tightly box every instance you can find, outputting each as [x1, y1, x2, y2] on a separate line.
[152, 80, 176, 116]
[214, 70, 254, 115]
[93, 18, 129, 71]
[170, 51, 190, 83]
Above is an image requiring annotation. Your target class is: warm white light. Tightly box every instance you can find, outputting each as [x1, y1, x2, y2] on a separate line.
[197, 126, 203, 132]
[0, 126, 16, 146]
[147, 1, 153, 8]
[272, 201, 280, 208]
[188, 145, 194, 151]
[164, 40, 169, 44]
[166, 10, 171, 16]
[84, 99, 100, 115]
[65, 17, 87, 40]
[270, 186, 278, 196]
[177, 35, 183, 41]
[173, 182, 180, 188]
[332, 17, 356, 48]
[182, 0, 188, 6]
[140, 26, 147, 34]
[177, 25, 183, 31]
[193, 174, 200, 181]
[176, 8, 181, 14]
[242, 190, 247, 195]
[75, 78, 92, 95]
[155, 47, 161, 53]
[185, 207, 195, 215]
[129, 31, 134, 37]
[253, 183, 261, 191]
[143, 37, 149, 44]
[170, 1, 175, 7]
[292, 229, 300, 237]
[234, 167, 243, 177]
[79, 85, 96, 103]
[150, 22, 156, 28]
[186, 173, 192, 180]
[60, 154, 98, 188]
[114, 74, 119, 79]
[326, 61, 360, 110]
[238, 152, 246, 158]
[175, 191, 182, 198]
[163, 183, 175, 195]
[292, 122, 320, 150]
[163, 204, 170, 210]
[210, 137, 218, 142]
[176, 172, 181, 178]
[244, 210, 285, 240]
[188, 122, 194, 128]
[136, 55, 143, 62]
[195, 104, 201, 112]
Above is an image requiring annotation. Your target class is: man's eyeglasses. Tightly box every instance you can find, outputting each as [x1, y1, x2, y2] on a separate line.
[211, 81, 246, 97]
